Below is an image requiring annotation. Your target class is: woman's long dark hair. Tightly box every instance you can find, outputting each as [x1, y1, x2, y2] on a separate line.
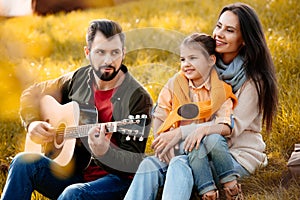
[219, 3, 278, 132]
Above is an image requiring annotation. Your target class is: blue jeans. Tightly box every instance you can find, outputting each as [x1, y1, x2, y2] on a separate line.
[188, 134, 249, 195]
[1, 152, 132, 200]
[124, 155, 194, 200]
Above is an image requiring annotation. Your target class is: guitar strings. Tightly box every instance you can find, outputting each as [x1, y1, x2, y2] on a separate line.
[53, 120, 140, 139]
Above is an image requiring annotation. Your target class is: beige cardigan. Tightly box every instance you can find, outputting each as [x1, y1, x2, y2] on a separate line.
[181, 79, 267, 174]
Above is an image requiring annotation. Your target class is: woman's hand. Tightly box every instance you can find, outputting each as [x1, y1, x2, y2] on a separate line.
[184, 126, 207, 152]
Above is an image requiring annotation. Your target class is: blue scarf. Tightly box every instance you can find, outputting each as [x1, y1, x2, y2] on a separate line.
[215, 55, 247, 93]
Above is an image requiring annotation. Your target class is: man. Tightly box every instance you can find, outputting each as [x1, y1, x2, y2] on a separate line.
[1, 19, 153, 200]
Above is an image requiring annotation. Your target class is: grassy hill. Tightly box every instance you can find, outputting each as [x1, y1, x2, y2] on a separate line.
[0, 0, 299, 199]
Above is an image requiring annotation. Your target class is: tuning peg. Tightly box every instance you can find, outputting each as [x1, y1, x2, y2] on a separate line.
[135, 114, 140, 119]
[126, 135, 131, 141]
[141, 114, 147, 118]
[139, 136, 144, 141]
[133, 130, 139, 141]
[128, 115, 134, 119]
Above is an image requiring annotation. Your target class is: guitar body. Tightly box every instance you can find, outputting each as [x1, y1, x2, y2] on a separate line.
[24, 95, 96, 171]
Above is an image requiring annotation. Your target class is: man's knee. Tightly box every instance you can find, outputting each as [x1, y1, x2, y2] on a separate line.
[58, 184, 83, 200]
[9, 152, 44, 172]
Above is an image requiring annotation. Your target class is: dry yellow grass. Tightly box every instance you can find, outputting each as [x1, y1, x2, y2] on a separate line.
[0, 0, 299, 199]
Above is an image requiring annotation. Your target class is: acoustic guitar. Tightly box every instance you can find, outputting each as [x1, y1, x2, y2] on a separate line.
[24, 95, 147, 170]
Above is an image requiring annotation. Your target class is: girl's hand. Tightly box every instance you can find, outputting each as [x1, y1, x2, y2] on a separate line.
[151, 127, 182, 154]
[156, 147, 175, 164]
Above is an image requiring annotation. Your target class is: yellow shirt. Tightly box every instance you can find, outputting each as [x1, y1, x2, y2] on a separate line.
[153, 75, 233, 131]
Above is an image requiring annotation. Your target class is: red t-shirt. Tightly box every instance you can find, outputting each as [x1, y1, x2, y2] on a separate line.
[83, 88, 115, 182]
[94, 89, 114, 123]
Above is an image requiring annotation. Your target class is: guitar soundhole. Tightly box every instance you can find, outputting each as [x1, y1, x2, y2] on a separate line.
[56, 123, 66, 145]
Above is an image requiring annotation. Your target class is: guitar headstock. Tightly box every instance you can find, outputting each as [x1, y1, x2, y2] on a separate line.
[105, 114, 147, 141]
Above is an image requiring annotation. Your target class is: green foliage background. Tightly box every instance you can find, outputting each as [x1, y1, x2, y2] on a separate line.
[0, 0, 299, 199]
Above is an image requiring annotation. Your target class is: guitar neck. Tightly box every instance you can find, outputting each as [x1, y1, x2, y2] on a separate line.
[64, 122, 119, 139]
[63, 116, 146, 140]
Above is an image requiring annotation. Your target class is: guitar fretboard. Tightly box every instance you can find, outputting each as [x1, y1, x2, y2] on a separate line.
[63, 122, 119, 139]
[59, 119, 143, 139]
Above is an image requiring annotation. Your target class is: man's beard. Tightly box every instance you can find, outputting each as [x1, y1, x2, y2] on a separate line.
[93, 65, 121, 81]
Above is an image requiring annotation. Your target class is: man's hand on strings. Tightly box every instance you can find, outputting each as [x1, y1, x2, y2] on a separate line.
[88, 124, 113, 157]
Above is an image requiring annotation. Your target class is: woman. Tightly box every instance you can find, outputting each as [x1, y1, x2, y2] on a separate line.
[182, 2, 278, 199]
[126, 2, 278, 200]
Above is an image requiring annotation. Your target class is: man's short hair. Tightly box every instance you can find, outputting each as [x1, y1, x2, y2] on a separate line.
[86, 19, 125, 49]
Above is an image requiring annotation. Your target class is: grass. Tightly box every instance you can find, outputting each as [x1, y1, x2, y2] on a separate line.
[0, 0, 299, 199]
